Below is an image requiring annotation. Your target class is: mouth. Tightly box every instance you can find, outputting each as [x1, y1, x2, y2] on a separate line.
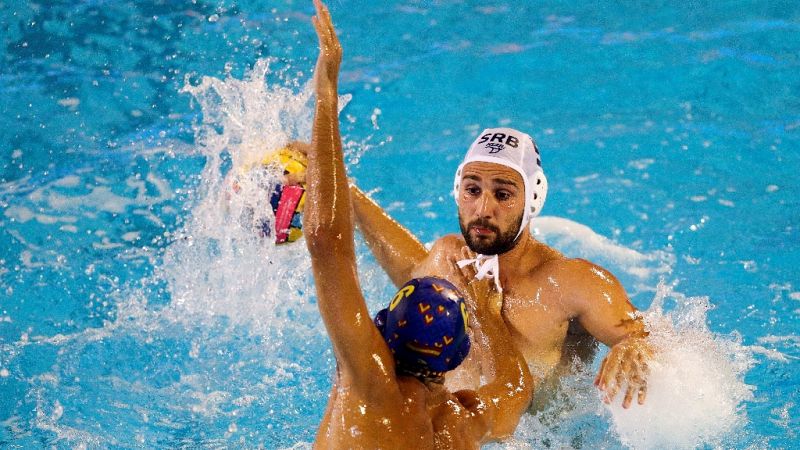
[468, 220, 500, 238]
[470, 225, 495, 237]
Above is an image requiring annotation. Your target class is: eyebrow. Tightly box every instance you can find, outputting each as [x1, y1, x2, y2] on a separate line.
[462, 174, 520, 188]
[493, 178, 519, 187]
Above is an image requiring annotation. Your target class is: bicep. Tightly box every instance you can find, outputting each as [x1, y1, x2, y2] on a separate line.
[567, 260, 645, 347]
[310, 253, 397, 386]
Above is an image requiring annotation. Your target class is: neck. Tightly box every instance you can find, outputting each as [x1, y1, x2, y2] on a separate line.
[496, 228, 535, 280]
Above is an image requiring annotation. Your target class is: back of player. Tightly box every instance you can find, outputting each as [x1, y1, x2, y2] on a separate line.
[304, 2, 533, 449]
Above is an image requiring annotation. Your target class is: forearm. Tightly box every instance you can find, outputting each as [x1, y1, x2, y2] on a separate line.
[349, 184, 428, 287]
[305, 78, 352, 251]
[474, 309, 533, 439]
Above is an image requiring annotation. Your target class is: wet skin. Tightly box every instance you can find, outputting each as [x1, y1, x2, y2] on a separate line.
[304, 1, 533, 448]
[351, 161, 653, 409]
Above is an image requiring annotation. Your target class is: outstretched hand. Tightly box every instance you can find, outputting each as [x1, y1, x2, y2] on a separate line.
[594, 335, 653, 408]
[312, 0, 341, 97]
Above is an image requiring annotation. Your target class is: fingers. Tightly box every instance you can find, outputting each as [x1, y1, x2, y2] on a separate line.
[622, 386, 634, 409]
[596, 342, 651, 408]
[596, 351, 622, 403]
[312, 0, 339, 52]
[605, 362, 623, 403]
[594, 356, 607, 387]
[622, 370, 648, 408]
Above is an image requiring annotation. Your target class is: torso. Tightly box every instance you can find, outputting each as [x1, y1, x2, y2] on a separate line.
[410, 234, 596, 391]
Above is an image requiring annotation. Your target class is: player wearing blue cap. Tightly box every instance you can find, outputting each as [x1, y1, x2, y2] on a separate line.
[304, 2, 533, 448]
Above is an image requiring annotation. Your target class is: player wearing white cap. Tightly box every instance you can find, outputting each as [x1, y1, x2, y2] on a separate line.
[350, 127, 653, 410]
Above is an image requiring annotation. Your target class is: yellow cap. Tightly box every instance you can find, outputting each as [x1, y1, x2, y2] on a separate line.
[261, 147, 307, 177]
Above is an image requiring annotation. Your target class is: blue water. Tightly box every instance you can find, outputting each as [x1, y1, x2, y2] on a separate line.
[2, 1, 798, 448]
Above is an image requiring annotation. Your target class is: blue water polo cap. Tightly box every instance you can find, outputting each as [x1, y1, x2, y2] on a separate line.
[374, 277, 471, 379]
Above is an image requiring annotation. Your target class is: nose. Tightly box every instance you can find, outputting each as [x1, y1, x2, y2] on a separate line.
[474, 191, 494, 218]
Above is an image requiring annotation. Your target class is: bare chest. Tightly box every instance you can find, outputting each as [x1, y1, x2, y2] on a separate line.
[501, 284, 571, 368]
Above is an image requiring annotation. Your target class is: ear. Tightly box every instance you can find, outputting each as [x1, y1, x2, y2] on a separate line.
[374, 308, 388, 333]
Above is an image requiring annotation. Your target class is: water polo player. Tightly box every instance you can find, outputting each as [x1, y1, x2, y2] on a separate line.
[303, 2, 533, 447]
[351, 126, 654, 409]
[229, 142, 308, 244]
[347, 101, 653, 409]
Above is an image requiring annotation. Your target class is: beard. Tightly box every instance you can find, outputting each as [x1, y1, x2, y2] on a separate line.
[458, 213, 524, 255]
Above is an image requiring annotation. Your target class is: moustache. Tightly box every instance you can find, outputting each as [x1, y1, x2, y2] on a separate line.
[467, 219, 500, 235]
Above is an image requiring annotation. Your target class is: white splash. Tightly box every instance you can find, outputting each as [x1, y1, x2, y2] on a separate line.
[605, 282, 755, 449]
[508, 217, 755, 449]
[161, 58, 331, 331]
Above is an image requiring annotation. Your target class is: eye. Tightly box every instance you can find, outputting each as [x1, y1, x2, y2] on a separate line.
[495, 190, 512, 201]
[464, 185, 481, 196]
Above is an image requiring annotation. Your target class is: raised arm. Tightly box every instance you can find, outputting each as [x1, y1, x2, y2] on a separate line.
[349, 184, 428, 287]
[454, 248, 533, 442]
[304, 0, 395, 386]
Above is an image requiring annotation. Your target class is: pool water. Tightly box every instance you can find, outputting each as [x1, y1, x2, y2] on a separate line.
[1, 1, 798, 448]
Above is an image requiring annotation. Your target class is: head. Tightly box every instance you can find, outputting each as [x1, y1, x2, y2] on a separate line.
[453, 128, 547, 255]
[374, 277, 470, 383]
[262, 146, 307, 244]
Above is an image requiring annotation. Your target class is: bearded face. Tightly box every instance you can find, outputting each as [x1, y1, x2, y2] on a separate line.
[455, 161, 527, 255]
[458, 212, 523, 255]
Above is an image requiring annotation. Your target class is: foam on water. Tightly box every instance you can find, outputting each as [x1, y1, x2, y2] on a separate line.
[1, 59, 337, 447]
[606, 282, 756, 449]
[166, 58, 326, 329]
[531, 216, 674, 281]
[2, 57, 762, 449]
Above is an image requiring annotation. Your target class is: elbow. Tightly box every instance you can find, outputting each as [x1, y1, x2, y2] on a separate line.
[493, 364, 534, 439]
[303, 222, 354, 259]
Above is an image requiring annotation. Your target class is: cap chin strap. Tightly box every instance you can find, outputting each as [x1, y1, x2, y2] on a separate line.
[457, 254, 502, 293]
[457, 215, 532, 293]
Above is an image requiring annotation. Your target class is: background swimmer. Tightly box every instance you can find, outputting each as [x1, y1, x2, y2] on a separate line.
[227, 141, 309, 244]
[304, 1, 532, 447]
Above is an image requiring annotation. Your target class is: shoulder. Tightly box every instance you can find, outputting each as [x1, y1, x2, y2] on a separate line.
[539, 257, 629, 315]
[534, 255, 614, 283]
[428, 234, 466, 255]
[559, 258, 621, 286]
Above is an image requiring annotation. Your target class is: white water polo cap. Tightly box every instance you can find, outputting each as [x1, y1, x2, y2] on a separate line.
[453, 127, 548, 240]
